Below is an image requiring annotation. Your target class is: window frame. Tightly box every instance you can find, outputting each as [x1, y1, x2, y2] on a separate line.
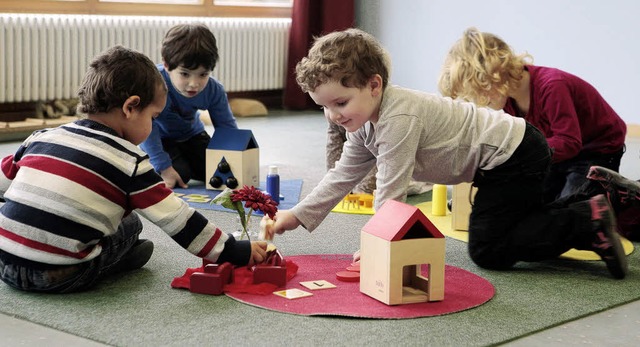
[0, 0, 291, 18]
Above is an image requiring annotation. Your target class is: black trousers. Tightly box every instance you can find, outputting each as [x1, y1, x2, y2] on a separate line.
[162, 131, 210, 184]
[544, 146, 624, 203]
[468, 123, 593, 270]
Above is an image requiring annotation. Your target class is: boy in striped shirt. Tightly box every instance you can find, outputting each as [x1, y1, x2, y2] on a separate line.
[0, 46, 267, 293]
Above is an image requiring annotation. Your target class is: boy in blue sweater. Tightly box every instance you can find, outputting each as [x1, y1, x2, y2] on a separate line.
[140, 23, 238, 189]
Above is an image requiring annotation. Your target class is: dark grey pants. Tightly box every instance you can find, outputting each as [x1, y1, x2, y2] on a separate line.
[0, 213, 143, 293]
[163, 131, 211, 183]
[468, 123, 593, 270]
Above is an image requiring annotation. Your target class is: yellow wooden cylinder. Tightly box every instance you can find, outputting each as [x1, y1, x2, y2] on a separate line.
[431, 184, 447, 216]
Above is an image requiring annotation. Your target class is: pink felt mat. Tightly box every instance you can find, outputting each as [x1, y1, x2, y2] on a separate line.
[226, 254, 495, 319]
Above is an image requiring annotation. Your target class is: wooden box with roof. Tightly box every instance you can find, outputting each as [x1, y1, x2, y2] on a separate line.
[205, 128, 259, 190]
[360, 199, 445, 305]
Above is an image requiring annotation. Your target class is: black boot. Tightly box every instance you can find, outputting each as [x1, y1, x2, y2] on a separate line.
[108, 239, 154, 275]
[587, 166, 640, 211]
[587, 166, 640, 240]
[584, 195, 627, 279]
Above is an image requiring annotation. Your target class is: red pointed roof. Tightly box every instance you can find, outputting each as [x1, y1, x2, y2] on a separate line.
[362, 199, 444, 241]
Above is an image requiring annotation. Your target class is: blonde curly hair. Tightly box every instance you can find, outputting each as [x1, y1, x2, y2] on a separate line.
[295, 28, 391, 93]
[438, 27, 532, 106]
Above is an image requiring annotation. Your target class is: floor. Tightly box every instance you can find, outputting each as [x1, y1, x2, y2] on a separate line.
[0, 111, 639, 346]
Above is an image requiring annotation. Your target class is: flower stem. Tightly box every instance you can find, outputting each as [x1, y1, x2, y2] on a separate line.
[244, 209, 254, 241]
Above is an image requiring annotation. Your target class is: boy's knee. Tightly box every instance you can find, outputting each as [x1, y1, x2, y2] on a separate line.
[171, 160, 192, 183]
[468, 244, 515, 270]
[122, 213, 143, 234]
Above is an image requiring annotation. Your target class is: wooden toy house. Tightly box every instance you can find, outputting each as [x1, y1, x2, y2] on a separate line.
[206, 128, 259, 190]
[451, 182, 477, 231]
[360, 199, 445, 305]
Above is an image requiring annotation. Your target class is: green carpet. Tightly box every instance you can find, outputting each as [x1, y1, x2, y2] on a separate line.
[0, 207, 637, 346]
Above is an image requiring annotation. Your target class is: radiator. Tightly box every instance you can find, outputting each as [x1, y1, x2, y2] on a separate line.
[0, 14, 291, 103]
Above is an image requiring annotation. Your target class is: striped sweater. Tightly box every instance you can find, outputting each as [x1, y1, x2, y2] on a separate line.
[0, 119, 249, 267]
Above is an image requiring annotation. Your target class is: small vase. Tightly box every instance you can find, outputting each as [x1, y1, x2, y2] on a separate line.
[233, 216, 259, 240]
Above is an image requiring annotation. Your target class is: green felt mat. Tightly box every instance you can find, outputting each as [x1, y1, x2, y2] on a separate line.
[0, 207, 638, 346]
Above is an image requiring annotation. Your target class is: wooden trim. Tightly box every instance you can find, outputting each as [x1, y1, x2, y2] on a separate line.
[0, 0, 291, 18]
[0, 90, 284, 123]
[627, 124, 640, 139]
[228, 90, 283, 109]
[0, 102, 37, 122]
[0, 116, 80, 143]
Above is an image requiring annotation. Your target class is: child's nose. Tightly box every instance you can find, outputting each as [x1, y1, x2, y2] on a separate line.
[327, 109, 341, 122]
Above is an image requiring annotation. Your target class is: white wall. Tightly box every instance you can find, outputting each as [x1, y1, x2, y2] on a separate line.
[356, 0, 640, 124]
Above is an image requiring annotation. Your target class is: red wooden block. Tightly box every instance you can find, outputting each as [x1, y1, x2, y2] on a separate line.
[190, 262, 234, 295]
[190, 273, 224, 295]
[203, 262, 233, 281]
[204, 264, 219, 273]
[216, 262, 233, 284]
[336, 270, 360, 282]
[253, 265, 287, 287]
[265, 248, 284, 266]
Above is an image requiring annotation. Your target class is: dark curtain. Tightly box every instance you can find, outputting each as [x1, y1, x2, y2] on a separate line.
[282, 0, 355, 110]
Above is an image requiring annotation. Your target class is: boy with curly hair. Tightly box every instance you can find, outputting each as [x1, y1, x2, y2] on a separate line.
[0, 46, 266, 293]
[438, 27, 627, 203]
[265, 28, 627, 279]
[140, 23, 238, 189]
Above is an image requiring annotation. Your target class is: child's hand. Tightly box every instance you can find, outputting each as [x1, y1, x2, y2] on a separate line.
[264, 210, 301, 239]
[248, 241, 268, 266]
[160, 166, 188, 189]
[352, 249, 361, 262]
[259, 217, 275, 241]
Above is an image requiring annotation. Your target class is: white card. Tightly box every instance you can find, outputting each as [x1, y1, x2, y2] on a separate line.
[273, 288, 313, 299]
[299, 280, 337, 290]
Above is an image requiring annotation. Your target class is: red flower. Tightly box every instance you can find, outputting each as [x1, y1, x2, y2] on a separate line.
[231, 185, 278, 219]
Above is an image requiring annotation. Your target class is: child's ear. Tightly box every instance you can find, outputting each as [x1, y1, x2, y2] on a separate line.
[122, 96, 141, 117]
[369, 74, 383, 96]
[163, 61, 170, 71]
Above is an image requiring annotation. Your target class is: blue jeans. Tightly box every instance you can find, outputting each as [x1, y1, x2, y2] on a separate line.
[468, 123, 593, 270]
[0, 212, 143, 293]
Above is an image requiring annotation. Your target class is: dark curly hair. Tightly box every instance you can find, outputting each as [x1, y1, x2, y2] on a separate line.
[77, 45, 166, 114]
[295, 28, 391, 93]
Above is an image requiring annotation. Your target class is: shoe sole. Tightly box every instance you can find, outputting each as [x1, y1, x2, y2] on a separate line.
[588, 166, 640, 205]
[118, 240, 154, 272]
[129, 240, 154, 270]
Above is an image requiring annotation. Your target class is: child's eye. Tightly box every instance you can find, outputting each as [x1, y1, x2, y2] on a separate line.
[336, 101, 347, 107]
[200, 73, 210, 78]
[180, 72, 189, 77]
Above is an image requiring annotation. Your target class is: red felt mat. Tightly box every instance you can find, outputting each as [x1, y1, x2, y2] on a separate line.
[226, 254, 495, 319]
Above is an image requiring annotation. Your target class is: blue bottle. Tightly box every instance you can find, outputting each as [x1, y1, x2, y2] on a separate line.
[266, 165, 280, 205]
